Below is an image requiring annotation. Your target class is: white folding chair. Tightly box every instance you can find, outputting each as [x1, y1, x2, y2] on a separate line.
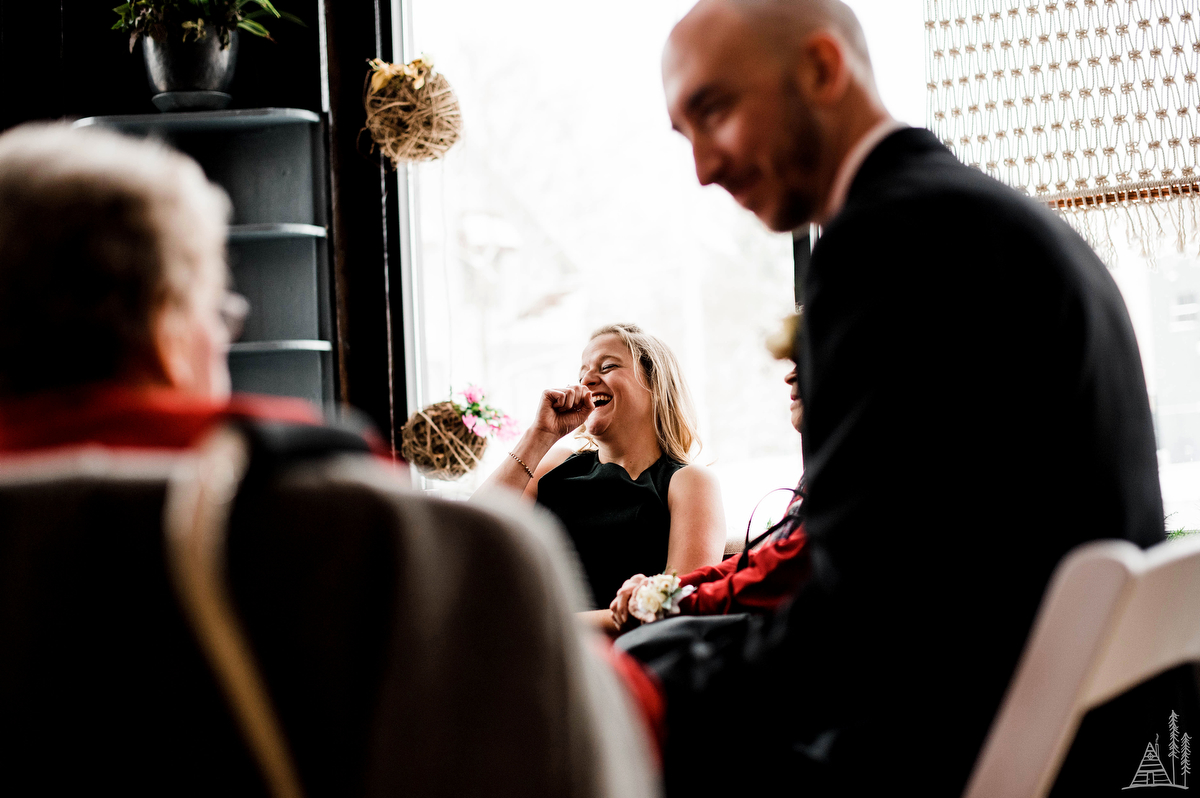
[964, 534, 1200, 798]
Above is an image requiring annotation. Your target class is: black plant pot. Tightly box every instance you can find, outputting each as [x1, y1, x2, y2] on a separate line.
[143, 22, 239, 112]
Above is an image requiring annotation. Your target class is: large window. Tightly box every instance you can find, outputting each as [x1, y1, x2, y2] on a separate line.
[403, 1, 1199, 535]
[403, 1, 926, 534]
[1112, 245, 1200, 531]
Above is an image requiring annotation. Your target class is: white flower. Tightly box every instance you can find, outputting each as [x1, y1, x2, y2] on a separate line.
[662, 584, 695, 614]
[648, 573, 675, 591]
[630, 587, 663, 624]
[630, 573, 694, 624]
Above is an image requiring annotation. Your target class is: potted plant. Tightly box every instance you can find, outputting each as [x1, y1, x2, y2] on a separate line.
[112, 0, 301, 111]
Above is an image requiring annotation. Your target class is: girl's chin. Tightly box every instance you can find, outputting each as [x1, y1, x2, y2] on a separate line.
[584, 416, 610, 437]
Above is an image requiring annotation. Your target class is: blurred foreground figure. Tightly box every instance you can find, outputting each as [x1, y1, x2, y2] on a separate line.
[659, 1, 1193, 795]
[0, 124, 656, 798]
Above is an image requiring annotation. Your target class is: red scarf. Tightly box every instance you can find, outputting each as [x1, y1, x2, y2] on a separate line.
[0, 384, 323, 454]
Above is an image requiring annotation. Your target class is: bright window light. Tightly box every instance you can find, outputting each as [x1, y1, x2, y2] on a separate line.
[406, 0, 1200, 533]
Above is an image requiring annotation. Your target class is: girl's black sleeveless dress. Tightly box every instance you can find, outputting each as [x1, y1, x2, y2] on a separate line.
[536, 450, 685, 609]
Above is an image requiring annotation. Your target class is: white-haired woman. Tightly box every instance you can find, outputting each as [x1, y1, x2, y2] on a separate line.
[479, 324, 726, 629]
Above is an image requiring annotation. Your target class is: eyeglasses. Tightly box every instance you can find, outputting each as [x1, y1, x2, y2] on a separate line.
[220, 292, 250, 342]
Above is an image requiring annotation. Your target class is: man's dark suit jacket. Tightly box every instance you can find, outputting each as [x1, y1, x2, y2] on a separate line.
[658, 128, 1196, 796]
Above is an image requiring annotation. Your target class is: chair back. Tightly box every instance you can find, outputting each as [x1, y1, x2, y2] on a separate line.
[0, 432, 659, 798]
[963, 534, 1200, 798]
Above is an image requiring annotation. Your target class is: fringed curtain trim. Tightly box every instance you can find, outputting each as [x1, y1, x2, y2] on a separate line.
[925, 0, 1200, 262]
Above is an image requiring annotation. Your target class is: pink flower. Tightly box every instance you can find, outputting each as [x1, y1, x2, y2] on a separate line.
[462, 385, 485, 404]
[461, 413, 489, 438]
[496, 414, 521, 442]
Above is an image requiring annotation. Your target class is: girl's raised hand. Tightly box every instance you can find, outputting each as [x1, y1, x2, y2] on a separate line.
[532, 384, 595, 439]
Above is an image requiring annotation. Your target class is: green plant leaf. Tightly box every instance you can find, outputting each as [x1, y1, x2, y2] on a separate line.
[245, 8, 303, 26]
[249, 0, 282, 17]
[237, 18, 273, 39]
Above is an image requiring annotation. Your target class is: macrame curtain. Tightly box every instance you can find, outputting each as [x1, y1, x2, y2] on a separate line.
[924, 0, 1200, 261]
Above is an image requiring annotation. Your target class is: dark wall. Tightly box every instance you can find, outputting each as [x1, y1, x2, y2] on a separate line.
[0, 0, 322, 129]
[0, 0, 412, 451]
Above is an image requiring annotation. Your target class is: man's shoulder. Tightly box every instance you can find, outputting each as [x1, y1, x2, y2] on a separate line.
[822, 128, 1100, 285]
[841, 128, 1048, 226]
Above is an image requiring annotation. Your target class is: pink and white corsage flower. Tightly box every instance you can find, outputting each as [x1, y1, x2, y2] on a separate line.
[630, 572, 696, 624]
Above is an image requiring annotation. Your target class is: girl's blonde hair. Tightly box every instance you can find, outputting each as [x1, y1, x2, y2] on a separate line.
[576, 323, 701, 463]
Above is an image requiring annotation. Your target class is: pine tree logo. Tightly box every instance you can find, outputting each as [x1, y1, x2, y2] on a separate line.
[1184, 732, 1192, 788]
[1124, 712, 1190, 789]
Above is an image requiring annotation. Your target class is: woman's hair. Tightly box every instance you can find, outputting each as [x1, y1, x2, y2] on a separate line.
[766, 311, 801, 360]
[576, 323, 701, 463]
[0, 123, 230, 397]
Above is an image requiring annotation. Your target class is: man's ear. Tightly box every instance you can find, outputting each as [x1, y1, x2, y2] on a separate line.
[152, 304, 195, 390]
[796, 30, 852, 107]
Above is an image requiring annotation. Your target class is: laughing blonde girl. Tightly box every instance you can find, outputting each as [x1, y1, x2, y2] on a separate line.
[478, 324, 726, 628]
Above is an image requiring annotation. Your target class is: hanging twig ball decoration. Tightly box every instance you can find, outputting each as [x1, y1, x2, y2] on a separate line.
[400, 401, 487, 480]
[363, 55, 461, 167]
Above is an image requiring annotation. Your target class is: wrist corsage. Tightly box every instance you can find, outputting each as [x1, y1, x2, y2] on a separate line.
[630, 572, 695, 624]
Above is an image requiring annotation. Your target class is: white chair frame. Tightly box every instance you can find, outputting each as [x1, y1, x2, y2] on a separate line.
[964, 534, 1200, 798]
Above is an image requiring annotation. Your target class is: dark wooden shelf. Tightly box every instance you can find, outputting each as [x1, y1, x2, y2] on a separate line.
[74, 107, 320, 134]
[230, 340, 332, 353]
[228, 223, 327, 242]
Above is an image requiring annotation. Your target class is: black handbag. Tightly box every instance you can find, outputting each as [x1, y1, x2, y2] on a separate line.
[614, 613, 760, 688]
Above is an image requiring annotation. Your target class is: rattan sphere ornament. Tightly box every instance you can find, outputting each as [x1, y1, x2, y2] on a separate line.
[399, 387, 520, 481]
[363, 55, 461, 167]
[400, 401, 488, 480]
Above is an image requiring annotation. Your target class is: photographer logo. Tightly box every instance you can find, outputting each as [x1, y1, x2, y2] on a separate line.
[1124, 712, 1190, 790]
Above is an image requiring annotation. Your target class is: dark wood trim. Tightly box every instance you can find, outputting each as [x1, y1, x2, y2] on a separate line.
[322, 0, 408, 454]
[793, 228, 813, 309]
[1044, 177, 1200, 210]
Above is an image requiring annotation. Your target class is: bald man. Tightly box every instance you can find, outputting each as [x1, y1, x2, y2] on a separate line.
[648, 2, 1183, 795]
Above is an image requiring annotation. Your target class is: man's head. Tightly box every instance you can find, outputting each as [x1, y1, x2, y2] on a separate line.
[0, 124, 234, 400]
[663, 0, 885, 231]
